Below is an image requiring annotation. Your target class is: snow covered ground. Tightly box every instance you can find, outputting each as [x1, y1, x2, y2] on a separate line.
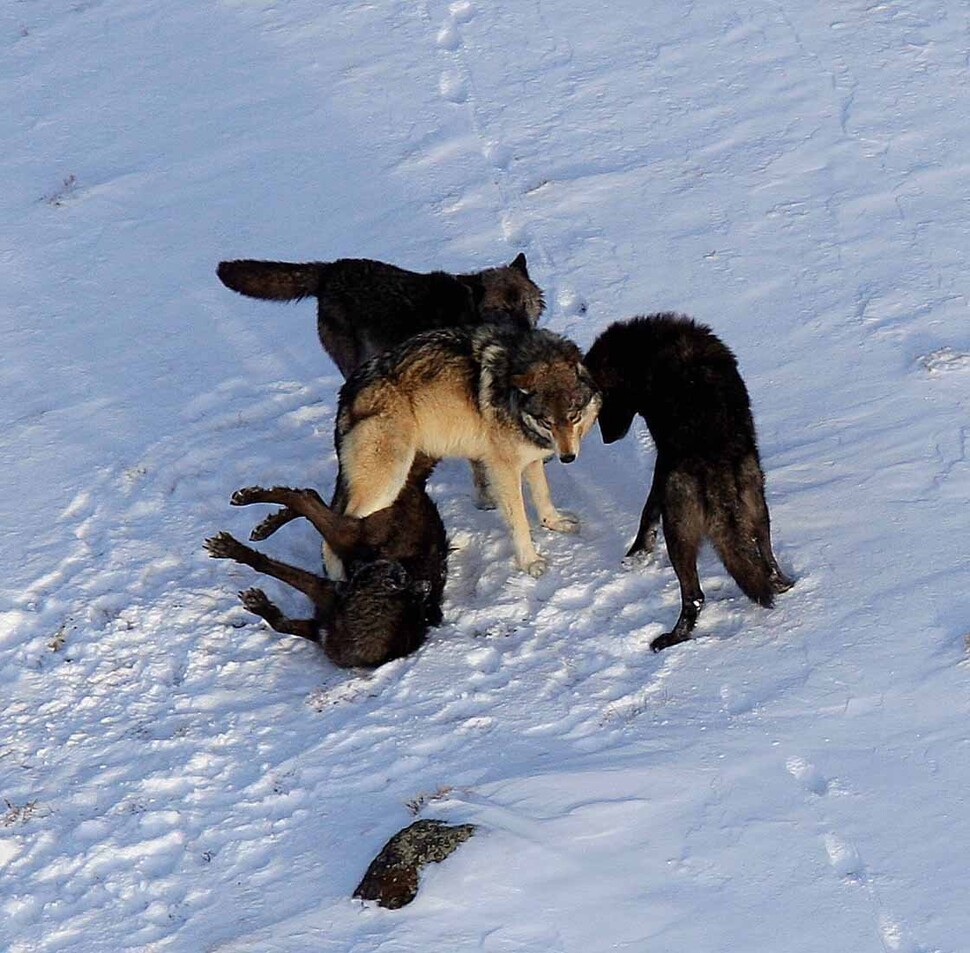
[2, 0, 969, 949]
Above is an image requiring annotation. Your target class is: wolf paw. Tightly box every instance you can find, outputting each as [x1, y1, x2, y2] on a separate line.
[239, 587, 272, 615]
[521, 555, 549, 577]
[230, 486, 267, 506]
[250, 508, 294, 541]
[621, 548, 654, 570]
[204, 532, 242, 559]
[650, 631, 689, 652]
[541, 510, 580, 533]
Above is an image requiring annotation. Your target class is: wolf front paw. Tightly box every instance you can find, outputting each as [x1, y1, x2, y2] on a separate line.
[204, 532, 244, 560]
[520, 555, 549, 577]
[230, 486, 269, 506]
[239, 587, 273, 615]
[541, 510, 580, 534]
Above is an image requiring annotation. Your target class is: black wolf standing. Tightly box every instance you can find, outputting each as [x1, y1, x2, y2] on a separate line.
[584, 314, 793, 651]
[216, 253, 544, 377]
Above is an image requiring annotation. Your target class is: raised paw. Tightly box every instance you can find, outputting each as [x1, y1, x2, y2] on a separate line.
[249, 507, 295, 541]
[204, 532, 245, 560]
[230, 486, 268, 506]
[239, 587, 273, 615]
[541, 510, 580, 534]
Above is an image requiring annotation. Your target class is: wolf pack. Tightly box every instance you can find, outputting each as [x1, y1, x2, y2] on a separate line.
[206, 253, 793, 666]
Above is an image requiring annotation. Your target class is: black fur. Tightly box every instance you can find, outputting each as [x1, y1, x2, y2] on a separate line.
[204, 456, 447, 668]
[216, 254, 544, 378]
[584, 314, 793, 651]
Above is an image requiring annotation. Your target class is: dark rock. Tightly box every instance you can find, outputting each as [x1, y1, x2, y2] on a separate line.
[353, 819, 477, 909]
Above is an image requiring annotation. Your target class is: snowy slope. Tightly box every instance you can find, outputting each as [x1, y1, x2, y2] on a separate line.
[2, 0, 969, 950]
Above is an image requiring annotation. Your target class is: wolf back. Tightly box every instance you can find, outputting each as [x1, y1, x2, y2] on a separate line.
[216, 254, 545, 377]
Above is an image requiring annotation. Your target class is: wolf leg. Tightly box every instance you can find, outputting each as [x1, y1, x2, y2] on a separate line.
[205, 532, 331, 605]
[339, 417, 417, 519]
[650, 478, 705, 652]
[485, 460, 546, 576]
[238, 588, 326, 643]
[470, 460, 496, 510]
[232, 486, 365, 560]
[740, 465, 794, 596]
[523, 459, 579, 533]
[626, 465, 664, 558]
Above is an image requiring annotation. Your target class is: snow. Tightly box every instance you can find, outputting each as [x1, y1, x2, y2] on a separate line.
[2, 0, 969, 950]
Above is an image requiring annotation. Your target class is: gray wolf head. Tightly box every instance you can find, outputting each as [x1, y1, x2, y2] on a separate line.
[511, 331, 602, 462]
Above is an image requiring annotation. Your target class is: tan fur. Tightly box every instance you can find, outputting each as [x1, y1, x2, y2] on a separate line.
[332, 330, 600, 577]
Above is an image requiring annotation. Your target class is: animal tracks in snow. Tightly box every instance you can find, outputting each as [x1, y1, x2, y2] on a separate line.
[785, 755, 930, 953]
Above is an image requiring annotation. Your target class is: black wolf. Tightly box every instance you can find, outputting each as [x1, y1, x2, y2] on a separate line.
[204, 455, 447, 668]
[215, 253, 544, 377]
[584, 314, 793, 650]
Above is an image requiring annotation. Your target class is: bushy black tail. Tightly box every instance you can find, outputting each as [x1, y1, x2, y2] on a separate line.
[216, 260, 324, 301]
[705, 459, 777, 608]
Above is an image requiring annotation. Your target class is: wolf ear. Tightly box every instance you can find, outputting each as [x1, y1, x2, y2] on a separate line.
[509, 252, 529, 276]
[577, 362, 596, 386]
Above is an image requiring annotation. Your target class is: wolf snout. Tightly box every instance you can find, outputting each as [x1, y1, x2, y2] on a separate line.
[559, 452, 576, 464]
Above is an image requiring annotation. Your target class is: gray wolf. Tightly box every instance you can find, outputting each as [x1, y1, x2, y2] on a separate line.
[204, 455, 447, 668]
[216, 252, 544, 506]
[332, 324, 601, 577]
[584, 314, 793, 650]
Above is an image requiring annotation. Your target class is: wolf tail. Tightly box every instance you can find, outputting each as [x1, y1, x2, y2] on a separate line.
[705, 459, 776, 608]
[216, 260, 324, 301]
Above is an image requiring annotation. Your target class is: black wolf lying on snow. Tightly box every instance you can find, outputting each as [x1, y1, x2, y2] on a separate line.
[204, 455, 447, 668]
[584, 314, 793, 651]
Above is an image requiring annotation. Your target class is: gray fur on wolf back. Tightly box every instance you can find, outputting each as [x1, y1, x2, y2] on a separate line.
[216, 254, 544, 378]
[335, 323, 596, 455]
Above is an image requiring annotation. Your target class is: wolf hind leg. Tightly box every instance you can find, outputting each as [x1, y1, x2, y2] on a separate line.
[339, 416, 417, 519]
[238, 587, 328, 643]
[205, 532, 332, 605]
[735, 457, 793, 599]
[327, 416, 416, 578]
[650, 475, 705, 652]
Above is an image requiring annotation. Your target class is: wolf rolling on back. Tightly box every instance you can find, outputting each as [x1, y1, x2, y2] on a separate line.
[216, 253, 544, 377]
